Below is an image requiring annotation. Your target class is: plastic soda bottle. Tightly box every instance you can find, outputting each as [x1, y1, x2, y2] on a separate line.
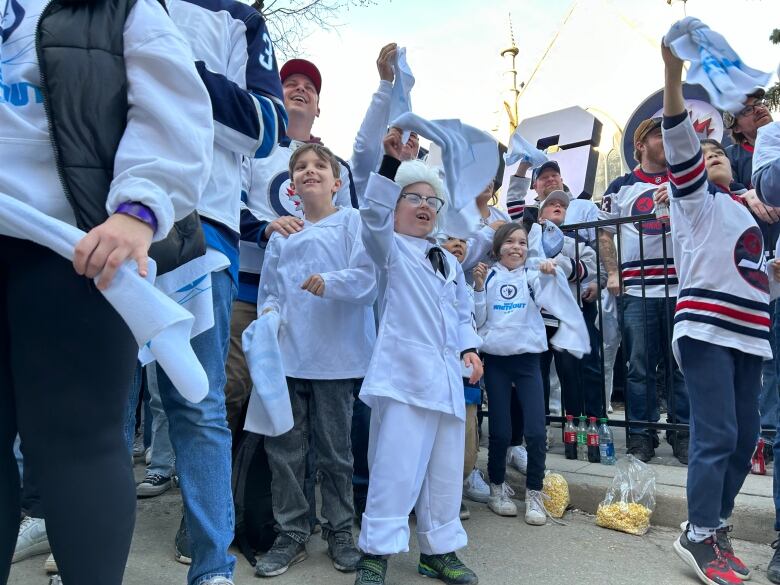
[587, 417, 601, 463]
[598, 418, 616, 465]
[564, 415, 577, 460]
[752, 438, 766, 475]
[576, 416, 587, 461]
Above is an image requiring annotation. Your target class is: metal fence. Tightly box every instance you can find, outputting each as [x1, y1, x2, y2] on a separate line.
[544, 212, 776, 442]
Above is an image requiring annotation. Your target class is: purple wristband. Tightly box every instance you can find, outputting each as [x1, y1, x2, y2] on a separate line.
[116, 201, 158, 234]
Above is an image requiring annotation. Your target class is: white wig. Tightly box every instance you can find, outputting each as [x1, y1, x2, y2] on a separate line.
[394, 160, 447, 201]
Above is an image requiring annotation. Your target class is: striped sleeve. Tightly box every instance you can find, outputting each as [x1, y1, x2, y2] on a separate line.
[663, 112, 707, 198]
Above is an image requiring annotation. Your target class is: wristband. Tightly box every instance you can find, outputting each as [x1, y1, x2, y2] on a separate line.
[116, 202, 158, 234]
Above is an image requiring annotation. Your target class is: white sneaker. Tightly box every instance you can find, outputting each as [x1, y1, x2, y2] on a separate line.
[507, 446, 528, 474]
[525, 489, 548, 526]
[202, 578, 234, 585]
[487, 483, 517, 516]
[12, 516, 50, 563]
[44, 553, 58, 574]
[463, 468, 490, 503]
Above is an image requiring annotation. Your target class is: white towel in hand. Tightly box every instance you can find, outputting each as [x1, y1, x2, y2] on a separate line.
[504, 127, 548, 167]
[0, 193, 208, 402]
[242, 312, 293, 437]
[389, 112, 499, 239]
[663, 17, 772, 114]
[389, 47, 415, 143]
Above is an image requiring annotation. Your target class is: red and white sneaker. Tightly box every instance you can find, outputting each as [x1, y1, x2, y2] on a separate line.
[674, 529, 742, 585]
[715, 526, 751, 580]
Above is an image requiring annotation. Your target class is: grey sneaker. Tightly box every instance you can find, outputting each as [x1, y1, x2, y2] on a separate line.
[255, 534, 307, 577]
[13, 516, 50, 563]
[201, 578, 233, 585]
[326, 530, 361, 572]
[136, 472, 172, 498]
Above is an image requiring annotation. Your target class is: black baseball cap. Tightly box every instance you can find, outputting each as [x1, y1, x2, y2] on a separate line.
[531, 160, 561, 185]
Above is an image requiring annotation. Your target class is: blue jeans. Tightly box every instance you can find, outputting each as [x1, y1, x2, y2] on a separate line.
[156, 269, 236, 585]
[679, 337, 761, 526]
[124, 364, 151, 454]
[146, 363, 176, 477]
[760, 300, 779, 437]
[622, 295, 689, 436]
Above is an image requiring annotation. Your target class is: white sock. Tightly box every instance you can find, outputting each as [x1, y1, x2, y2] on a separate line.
[687, 523, 717, 543]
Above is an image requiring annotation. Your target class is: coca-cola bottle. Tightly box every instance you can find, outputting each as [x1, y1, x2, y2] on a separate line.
[564, 415, 577, 460]
[752, 438, 766, 475]
[587, 416, 601, 463]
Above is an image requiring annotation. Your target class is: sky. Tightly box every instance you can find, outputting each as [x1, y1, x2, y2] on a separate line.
[274, 0, 780, 157]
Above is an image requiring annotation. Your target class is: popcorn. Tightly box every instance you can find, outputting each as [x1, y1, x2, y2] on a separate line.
[542, 473, 569, 518]
[596, 502, 652, 535]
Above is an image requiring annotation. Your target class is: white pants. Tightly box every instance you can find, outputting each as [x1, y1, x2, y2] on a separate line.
[358, 398, 466, 556]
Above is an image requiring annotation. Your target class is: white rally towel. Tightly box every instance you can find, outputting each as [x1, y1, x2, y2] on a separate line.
[504, 127, 548, 167]
[389, 47, 415, 143]
[753, 122, 780, 177]
[241, 312, 293, 437]
[663, 17, 772, 114]
[390, 112, 499, 239]
[138, 249, 230, 366]
[0, 193, 208, 402]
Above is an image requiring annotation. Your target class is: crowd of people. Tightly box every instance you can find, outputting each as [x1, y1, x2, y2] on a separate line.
[3, 2, 780, 585]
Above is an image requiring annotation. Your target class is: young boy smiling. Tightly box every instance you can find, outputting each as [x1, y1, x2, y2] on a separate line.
[256, 144, 377, 577]
[354, 128, 483, 585]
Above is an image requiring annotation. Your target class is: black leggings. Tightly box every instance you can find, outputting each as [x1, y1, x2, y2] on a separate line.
[0, 237, 137, 585]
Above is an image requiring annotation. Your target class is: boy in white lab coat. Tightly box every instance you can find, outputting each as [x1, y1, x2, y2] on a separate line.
[354, 128, 483, 585]
[256, 144, 377, 577]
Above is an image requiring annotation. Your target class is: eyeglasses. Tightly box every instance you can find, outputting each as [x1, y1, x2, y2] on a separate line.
[399, 192, 445, 212]
[738, 99, 767, 118]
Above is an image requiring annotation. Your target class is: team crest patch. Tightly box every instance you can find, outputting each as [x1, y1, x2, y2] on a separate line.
[268, 171, 303, 217]
[631, 189, 669, 236]
[500, 284, 518, 300]
[734, 226, 768, 293]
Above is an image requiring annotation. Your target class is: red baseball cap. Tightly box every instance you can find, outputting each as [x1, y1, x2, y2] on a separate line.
[280, 59, 322, 95]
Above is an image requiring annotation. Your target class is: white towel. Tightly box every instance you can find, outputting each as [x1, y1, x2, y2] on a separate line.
[504, 127, 548, 167]
[0, 194, 209, 403]
[663, 17, 772, 114]
[389, 47, 415, 143]
[390, 112, 499, 239]
[137, 249, 230, 366]
[753, 122, 780, 177]
[241, 312, 293, 437]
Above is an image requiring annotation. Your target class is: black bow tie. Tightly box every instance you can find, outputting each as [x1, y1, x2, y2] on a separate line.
[427, 246, 448, 278]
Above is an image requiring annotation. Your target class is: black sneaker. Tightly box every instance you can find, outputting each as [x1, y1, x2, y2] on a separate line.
[325, 530, 361, 573]
[459, 502, 470, 521]
[627, 435, 655, 463]
[769, 536, 780, 584]
[136, 473, 172, 498]
[418, 552, 479, 584]
[354, 554, 387, 585]
[255, 534, 307, 577]
[715, 526, 750, 580]
[673, 529, 742, 585]
[174, 517, 192, 565]
[672, 434, 689, 465]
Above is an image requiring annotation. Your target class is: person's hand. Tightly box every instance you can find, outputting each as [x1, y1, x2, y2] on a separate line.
[383, 127, 404, 160]
[515, 160, 533, 178]
[581, 281, 599, 303]
[744, 189, 780, 224]
[653, 183, 669, 205]
[376, 43, 397, 82]
[539, 259, 556, 275]
[73, 212, 153, 290]
[301, 274, 325, 297]
[489, 220, 506, 231]
[473, 262, 488, 291]
[265, 216, 304, 239]
[607, 271, 621, 296]
[463, 352, 483, 385]
[661, 43, 684, 76]
[772, 259, 780, 282]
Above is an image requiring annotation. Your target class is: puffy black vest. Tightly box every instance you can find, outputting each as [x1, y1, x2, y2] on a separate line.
[36, 0, 205, 273]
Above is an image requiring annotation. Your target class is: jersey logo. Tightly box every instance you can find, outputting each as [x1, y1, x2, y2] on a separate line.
[499, 284, 518, 300]
[734, 226, 769, 293]
[268, 171, 303, 218]
[631, 189, 669, 236]
[1, 0, 24, 43]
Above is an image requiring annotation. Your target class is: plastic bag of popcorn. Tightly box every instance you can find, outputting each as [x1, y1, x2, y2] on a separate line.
[595, 455, 656, 535]
[542, 472, 569, 518]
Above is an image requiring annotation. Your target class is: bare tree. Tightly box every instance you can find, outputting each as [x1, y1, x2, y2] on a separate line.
[252, 0, 377, 60]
